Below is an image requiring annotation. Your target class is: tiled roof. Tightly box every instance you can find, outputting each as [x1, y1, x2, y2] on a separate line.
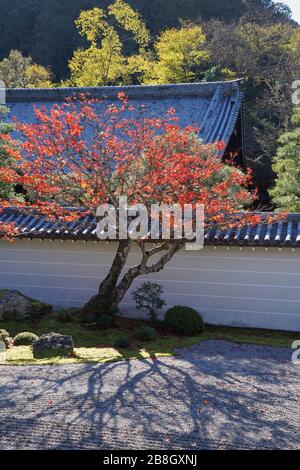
[5, 81, 243, 154]
[1, 208, 300, 247]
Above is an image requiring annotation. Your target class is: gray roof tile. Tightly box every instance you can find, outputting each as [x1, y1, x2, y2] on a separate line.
[5, 81, 243, 153]
[1, 208, 300, 247]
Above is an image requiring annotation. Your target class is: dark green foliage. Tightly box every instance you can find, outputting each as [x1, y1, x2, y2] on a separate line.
[2, 310, 19, 322]
[114, 337, 130, 348]
[56, 307, 81, 323]
[134, 325, 157, 341]
[29, 301, 52, 319]
[132, 282, 165, 322]
[83, 310, 99, 325]
[164, 306, 204, 336]
[13, 331, 39, 345]
[84, 313, 114, 329]
[95, 315, 114, 329]
[270, 107, 300, 211]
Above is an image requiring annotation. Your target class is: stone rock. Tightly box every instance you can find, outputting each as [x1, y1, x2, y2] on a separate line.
[0, 329, 12, 350]
[32, 332, 74, 356]
[0, 290, 51, 321]
[0, 329, 9, 341]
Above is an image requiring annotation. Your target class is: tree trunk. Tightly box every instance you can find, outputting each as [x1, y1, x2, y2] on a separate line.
[82, 239, 131, 320]
[82, 240, 184, 321]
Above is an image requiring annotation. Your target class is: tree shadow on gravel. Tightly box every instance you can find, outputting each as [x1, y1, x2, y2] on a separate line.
[0, 340, 299, 450]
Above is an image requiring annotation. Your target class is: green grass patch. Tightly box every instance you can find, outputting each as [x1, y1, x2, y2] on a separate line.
[1, 316, 299, 366]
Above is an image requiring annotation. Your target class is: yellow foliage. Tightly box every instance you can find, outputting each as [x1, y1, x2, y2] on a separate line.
[144, 24, 210, 84]
[25, 63, 53, 88]
[125, 53, 154, 84]
[108, 0, 150, 48]
[75, 8, 108, 46]
[69, 46, 126, 87]
[69, 0, 151, 87]
[220, 68, 236, 80]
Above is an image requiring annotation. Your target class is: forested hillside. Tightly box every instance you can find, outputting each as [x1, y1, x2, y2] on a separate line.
[0, 0, 293, 80]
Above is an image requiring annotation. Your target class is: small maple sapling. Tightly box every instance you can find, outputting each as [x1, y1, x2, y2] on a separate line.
[132, 282, 166, 322]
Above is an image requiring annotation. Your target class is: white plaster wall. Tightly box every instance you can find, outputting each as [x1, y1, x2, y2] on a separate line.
[0, 239, 299, 332]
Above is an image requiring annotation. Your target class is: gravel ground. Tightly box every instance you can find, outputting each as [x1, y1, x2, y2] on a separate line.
[0, 340, 299, 450]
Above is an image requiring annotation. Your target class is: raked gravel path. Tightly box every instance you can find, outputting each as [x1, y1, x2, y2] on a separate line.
[0, 340, 299, 450]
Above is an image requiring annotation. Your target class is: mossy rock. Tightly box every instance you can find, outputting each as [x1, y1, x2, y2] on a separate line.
[32, 332, 74, 358]
[0, 290, 52, 321]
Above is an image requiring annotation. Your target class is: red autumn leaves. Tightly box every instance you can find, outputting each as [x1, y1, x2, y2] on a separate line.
[1, 94, 258, 232]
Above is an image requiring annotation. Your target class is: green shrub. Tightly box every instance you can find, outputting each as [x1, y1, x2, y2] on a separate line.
[84, 309, 117, 325]
[29, 301, 52, 319]
[164, 306, 204, 336]
[135, 325, 157, 341]
[0, 329, 9, 342]
[13, 332, 39, 346]
[56, 307, 81, 322]
[114, 337, 130, 348]
[132, 282, 165, 322]
[95, 314, 114, 329]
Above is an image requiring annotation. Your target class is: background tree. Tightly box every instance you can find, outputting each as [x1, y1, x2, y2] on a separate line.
[0, 0, 292, 82]
[0, 106, 23, 201]
[12, 95, 258, 319]
[25, 63, 53, 88]
[68, 0, 151, 86]
[0, 106, 24, 237]
[204, 19, 300, 204]
[270, 107, 300, 211]
[143, 23, 210, 84]
[0, 50, 53, 88]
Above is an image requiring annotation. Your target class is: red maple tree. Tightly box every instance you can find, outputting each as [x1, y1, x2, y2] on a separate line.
[3, 94, 259, 318]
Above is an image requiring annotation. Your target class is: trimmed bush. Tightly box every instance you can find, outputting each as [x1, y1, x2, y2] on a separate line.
[114, 337, 130, 349]
[164, 306, 204, 336]
[13, 331, 39, 346]
[135, 325, 157, 342]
